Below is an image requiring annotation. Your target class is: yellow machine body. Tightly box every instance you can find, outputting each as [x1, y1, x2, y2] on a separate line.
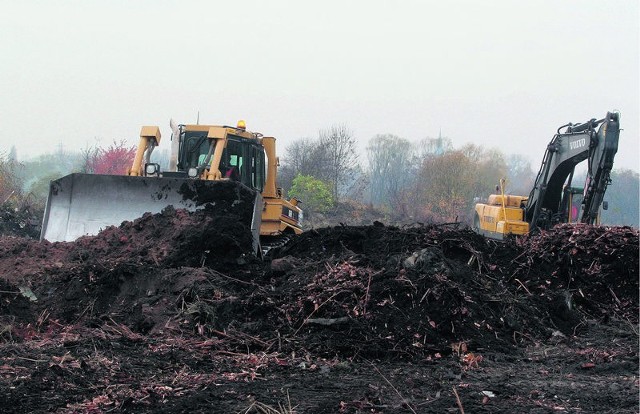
[41, 121, 302, 255]
[473, 195, 530, 240]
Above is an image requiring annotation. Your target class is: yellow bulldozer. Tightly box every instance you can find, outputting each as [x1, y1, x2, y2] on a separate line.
[41, 120, 303, 255]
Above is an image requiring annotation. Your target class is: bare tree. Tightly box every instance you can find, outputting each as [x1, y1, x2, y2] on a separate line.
[460, 144, 508, 201]
[415, 133, 453, 159]
[0, 152, 22, 203]
[282, 137, 328, 195]
[284, 138, 320, 177]
[319, 124, 359, 201]
[411, 150, 474, 222]
[79, 144, 100, 173]
[506, 154, 535, 196]
[366, 134, 413, 208]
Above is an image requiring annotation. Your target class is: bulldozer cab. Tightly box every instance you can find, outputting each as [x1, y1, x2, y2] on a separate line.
[221, 139, 266, 191]
[176, 126, 265, 191]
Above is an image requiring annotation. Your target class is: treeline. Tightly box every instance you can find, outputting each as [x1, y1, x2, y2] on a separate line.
[280, 130, 537, 224]
[278, 125, 638, 228]
[600, 168, 640, 227]
[0, 127, 638, 230]
[0, 142, 136, 209]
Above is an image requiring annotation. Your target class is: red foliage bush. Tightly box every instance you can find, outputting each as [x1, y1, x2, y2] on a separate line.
[86, 140, 137, 175]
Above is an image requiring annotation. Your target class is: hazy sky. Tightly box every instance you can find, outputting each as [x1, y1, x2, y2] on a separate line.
[1, 0, 638, 171]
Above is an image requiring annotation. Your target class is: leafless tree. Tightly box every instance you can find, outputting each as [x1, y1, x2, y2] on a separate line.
[318, 124, 359, 201]
[79, 144, 100, 173]
[401, 144, 512, 223]
[0, 152, 23, 204]
[506, 154, 535, 196]
[282, 137, 328, 194]
[415, 134, 453, 158]
[366, 134, 413, 208]
[284, 138, 320, 177]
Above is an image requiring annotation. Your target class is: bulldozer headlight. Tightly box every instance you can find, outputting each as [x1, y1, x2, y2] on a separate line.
[188, 167, 199, 178]
[145, 163, 159, 176]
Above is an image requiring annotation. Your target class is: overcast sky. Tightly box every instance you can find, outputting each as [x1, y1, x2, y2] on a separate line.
[1, 0, 638, 172]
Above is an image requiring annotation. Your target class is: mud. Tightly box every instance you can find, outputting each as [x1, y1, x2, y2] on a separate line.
[0, 208, 637, 413]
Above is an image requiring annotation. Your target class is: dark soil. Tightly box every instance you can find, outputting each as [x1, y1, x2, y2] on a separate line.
[0, 201, 42, 239]
[0, 207, 637, 413]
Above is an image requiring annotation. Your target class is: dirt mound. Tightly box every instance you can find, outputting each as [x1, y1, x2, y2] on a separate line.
[0, 212, 637, 413]
[0, 201, 42, 239]
[0, 201, 259, 334]
[512, 224, 638, 322]
[4, 218, 635, 356]
[71, 205, 256, 268]
[266, 223, 638, 356]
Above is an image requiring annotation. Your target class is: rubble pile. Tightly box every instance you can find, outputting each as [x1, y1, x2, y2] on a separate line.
[512, 223, 638, 322]
[0, 210, 637, 413]
[0, 201, 41, 239]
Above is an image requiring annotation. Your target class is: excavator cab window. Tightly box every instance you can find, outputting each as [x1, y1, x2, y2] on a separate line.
[569, 193, 584, 222]
[560, 186, 584, 223]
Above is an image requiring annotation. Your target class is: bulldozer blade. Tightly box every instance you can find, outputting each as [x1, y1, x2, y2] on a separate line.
[40, 173, 263, 254]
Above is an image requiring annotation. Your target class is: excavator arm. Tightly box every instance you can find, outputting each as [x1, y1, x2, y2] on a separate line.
[525, 111, 620, 230]
[579, 112, 620, 224]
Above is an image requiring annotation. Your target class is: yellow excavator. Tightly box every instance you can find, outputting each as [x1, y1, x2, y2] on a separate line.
[473, 111, 620, 239]
[40, 120, 303, 255]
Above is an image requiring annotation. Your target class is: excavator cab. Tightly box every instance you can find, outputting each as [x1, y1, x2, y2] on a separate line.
[560, 185, 608, 225]
[560, 186, 583, 223]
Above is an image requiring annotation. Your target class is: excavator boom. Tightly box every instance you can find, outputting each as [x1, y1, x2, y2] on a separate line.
[525, 111, 620, 229]
[579, 113, 620, 224]
[473, 111, 621, 239]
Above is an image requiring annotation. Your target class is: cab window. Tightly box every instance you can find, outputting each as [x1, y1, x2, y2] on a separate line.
[223, 140, 243, 182]
[251, 146, 265, 191]
[180, 132, 209, 170]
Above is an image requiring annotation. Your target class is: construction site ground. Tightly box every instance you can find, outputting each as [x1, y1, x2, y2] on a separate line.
[0, 204, 637, 413]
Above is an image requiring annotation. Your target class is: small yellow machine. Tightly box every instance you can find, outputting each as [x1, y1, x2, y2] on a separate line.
[473, 179, 530, 239]
[41, 120, 302, 254]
